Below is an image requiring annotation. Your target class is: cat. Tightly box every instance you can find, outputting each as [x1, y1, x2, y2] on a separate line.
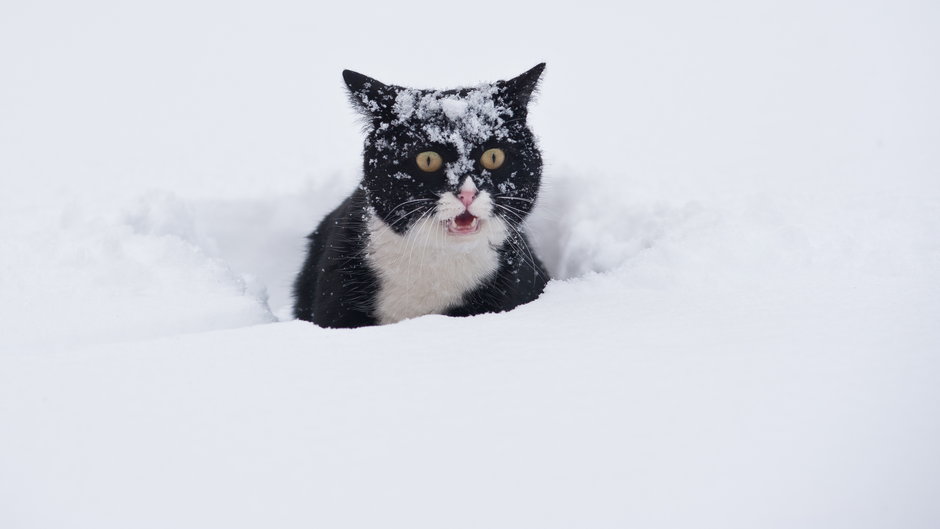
[293, 64, 549, 328]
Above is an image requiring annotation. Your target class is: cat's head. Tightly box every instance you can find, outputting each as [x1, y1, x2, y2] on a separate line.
[343, 64, 545, 246]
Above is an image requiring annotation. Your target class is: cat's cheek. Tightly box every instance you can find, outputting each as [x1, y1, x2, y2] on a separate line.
[485, 215, 510, 247]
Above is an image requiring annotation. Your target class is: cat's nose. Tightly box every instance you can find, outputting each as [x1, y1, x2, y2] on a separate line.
[458, 189, 477, 208]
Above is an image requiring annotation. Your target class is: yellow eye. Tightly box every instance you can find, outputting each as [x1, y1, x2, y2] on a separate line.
[480, 148, 506, 170]
[415, 151, 443, 172]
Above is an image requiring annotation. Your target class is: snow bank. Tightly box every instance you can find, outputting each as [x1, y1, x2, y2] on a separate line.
[0, 171, 718, 349]
[0, 192, 275, 350]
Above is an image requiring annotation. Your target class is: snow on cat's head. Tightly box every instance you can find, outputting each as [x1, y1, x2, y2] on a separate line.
[342, 64, 546, 243]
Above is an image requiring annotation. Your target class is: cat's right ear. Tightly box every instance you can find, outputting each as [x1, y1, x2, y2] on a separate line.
[342, 69, 395, 120]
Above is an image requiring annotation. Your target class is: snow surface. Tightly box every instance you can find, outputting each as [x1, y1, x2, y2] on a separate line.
[2, 1, 940, 528]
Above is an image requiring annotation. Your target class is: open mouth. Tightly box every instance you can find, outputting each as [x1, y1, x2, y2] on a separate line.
[447, 211, 480, 235]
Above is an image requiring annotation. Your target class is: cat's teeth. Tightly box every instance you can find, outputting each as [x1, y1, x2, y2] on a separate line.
[447, 215, 481, 235]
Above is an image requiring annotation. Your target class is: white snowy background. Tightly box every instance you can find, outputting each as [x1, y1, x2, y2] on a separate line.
[1, 0, 939, 527]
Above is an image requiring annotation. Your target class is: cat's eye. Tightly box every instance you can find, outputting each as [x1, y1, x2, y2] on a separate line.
[415, 151, 443, 172]
[480, 148, 506, 170]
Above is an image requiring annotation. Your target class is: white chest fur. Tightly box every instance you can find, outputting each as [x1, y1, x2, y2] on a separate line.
[366, 213, 505, 324]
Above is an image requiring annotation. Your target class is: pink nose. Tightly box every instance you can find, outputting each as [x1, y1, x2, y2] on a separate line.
[458, 190, 476, 207]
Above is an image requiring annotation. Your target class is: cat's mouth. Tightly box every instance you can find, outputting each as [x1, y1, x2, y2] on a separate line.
[446, 211, 480, 235]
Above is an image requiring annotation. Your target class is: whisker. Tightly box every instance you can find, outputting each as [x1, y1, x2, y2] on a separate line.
[404, 208, 437, 284]
[494, 195, 536, 204]
[495, 202, 531, 219]
[495, 210, 545, 282]
[382, 198, 434, 222]
[494, 204, 528, 225]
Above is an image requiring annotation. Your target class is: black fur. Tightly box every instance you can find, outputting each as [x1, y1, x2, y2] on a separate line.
[293, 65, 549, 328]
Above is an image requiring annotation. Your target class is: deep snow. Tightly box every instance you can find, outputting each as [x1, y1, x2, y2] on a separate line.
[1, 1, 939, 528]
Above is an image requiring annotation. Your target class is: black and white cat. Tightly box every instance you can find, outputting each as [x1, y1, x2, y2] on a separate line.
[293, 64, 549, 328]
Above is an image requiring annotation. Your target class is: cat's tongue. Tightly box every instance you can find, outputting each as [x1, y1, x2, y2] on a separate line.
[454, 211, 476, 229]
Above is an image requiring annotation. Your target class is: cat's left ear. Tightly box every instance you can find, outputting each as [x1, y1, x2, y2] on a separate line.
[499, 63, 546, 117]
[342, 69, 397, 119]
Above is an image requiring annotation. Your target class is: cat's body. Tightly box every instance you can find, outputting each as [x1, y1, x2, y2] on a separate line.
[293, 65, 549, 328]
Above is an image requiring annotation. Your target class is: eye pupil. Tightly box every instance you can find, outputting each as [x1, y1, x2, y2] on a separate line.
[481, 148, 505, 170]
